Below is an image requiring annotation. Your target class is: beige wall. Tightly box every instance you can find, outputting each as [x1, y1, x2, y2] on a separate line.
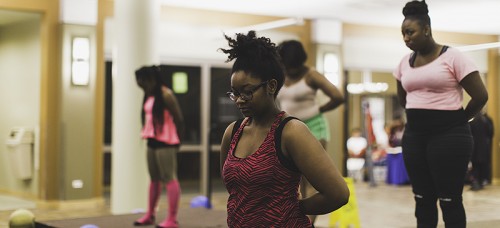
[488, 50, 500, 184]
[0, 19, 41, 197]
[0, 18, 98, 203]
[60, 24, 97, 200]
[1, 0, 62, 201]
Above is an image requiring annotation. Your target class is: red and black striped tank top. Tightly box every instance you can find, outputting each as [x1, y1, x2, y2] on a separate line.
[222, 111, 312, 227]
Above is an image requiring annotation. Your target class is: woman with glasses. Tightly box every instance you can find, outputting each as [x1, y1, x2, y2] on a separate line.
[276, 40, 344, 224]
[219, 31, 349, 227]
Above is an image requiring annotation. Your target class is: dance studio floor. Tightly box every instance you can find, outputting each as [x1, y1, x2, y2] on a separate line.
[1, 180, 500, 228]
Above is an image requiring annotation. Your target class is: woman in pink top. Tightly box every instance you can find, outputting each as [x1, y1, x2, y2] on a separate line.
[134, 66, 184, 228]
[394, 1, 488, 227]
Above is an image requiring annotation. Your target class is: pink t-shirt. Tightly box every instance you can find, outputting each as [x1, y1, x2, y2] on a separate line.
[141, 96, 180, 145]
[393, 47, 478, 110]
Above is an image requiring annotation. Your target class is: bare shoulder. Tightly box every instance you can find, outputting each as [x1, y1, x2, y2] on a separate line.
[281, 118, 311, 139]
[221, 120, 238, 171]
[304, 68, 324, 80]
[161, 86, 179, 105]
[161, 86, 174, 96]
[221, 121, 238, 153]
[223, 121, 237, 137]
[304, 68, 327, 88]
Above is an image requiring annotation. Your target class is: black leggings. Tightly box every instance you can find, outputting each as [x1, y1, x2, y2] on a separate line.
[403, 123, 472, 228]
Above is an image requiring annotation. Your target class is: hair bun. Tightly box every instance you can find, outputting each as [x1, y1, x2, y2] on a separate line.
[220, 30, 277, 63]
[402, 0, 429, 17]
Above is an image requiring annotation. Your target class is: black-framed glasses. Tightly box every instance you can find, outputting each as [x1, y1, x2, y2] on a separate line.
[226, 81, 268, 102]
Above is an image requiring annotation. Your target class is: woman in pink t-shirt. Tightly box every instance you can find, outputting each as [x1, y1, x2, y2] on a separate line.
[134, 66, 184, 228]
[394, 1, 488, 227]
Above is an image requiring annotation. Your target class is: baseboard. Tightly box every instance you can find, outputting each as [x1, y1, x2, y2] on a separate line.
[0, 189, 37, 200]
[36, 197, 106, 210]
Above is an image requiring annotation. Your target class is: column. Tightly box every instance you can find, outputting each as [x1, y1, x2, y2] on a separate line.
[111, 0, 160, 214]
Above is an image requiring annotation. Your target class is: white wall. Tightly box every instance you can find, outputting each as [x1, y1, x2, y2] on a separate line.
[60, 0, 97, 25]
[343, 35, 409, 72]
[104, 18, 300, 62]
[458, 49, 488, 73]
[0, 19, 41, 195]
[341, 25, 489, 73]
[105, 14, 490, 74]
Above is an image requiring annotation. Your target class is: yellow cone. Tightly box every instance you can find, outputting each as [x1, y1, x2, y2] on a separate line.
[329, 177, 361, 228]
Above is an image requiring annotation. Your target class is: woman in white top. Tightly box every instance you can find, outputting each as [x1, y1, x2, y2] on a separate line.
[276, 40, 344, 224]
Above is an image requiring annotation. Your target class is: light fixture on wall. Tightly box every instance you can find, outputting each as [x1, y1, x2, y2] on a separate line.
[71, 37, 90, 86]
[323, 52, 340, 86]
[347, 70, 388, 94]
[456, 42, 500, 52]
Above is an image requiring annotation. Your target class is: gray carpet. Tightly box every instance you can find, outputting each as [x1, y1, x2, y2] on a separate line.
[37, 208, 228, 228]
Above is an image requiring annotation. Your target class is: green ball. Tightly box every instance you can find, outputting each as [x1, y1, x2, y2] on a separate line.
[9, 209, 35, 228]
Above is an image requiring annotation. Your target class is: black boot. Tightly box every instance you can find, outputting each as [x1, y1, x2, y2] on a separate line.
[470, 181, 483, 191]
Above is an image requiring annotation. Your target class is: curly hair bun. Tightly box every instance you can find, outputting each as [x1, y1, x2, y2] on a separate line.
[402, 0, 428, 17]
[220, 30, 277, 63]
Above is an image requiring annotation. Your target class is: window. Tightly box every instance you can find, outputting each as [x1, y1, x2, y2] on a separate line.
[158, 65, 202, 144]
[210, 67, 242, 144]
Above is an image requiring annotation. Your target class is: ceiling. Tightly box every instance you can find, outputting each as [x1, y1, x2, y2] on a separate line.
[160, 0, 500, 36]
[1, 1, 499, 35]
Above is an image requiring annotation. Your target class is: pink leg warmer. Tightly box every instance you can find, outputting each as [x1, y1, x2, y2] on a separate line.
[134, 181, 161, 224]
[157, 180, 181, 228]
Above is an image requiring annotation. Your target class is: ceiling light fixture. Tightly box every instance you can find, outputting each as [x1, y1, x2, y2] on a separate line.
[347, 70, 388, 94]
[456, 42, 500, 52]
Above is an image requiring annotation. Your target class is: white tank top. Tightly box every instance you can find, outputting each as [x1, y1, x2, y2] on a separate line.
[277, 76, 320, 120]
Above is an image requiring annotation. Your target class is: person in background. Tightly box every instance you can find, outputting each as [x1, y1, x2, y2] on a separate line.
[134, 66, 184, 228]
[276, 39, 344, 224]
[469, 111, 494, 191]
[347, 128, 368, 159]
[394, 1, 488, 227]
[388, 117, 405, 148]
[385, 117, 409, 185]
[219, 31, 349, 227]
[346, 128, 367, 182]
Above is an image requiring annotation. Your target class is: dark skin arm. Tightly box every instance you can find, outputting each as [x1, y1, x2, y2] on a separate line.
[460, 71, 488, 121]
[220, 121, 236, 176]
[162, 86, 185, 138]
[282, 119, 349, 214]
[396, 80, 407, 108]
[307, 70, 344, 113]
